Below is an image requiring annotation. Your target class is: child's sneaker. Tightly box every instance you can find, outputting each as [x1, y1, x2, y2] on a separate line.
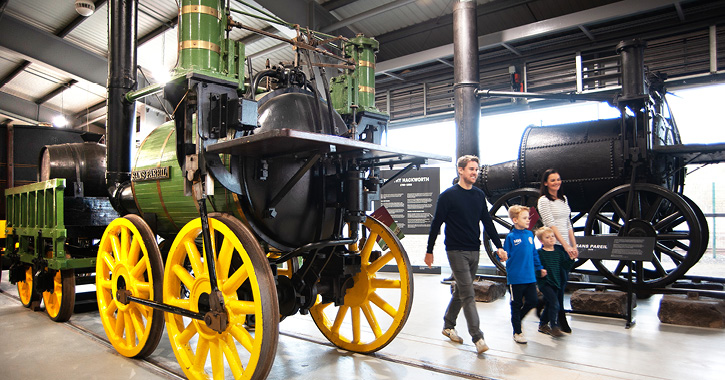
[550, 326, 564, 337]
[475, 338, 489, 354]
[442, 328, 463, 343]
[513, 333, 527, 344]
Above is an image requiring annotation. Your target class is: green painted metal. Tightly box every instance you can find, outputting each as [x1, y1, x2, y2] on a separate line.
[132, 121, 244, 236]
[177, 0, 223, 73]
[3, 179, 87, 270]
[330, 35, 384, 116]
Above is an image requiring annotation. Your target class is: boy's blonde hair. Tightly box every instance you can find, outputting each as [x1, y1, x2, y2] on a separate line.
[508, 205, 529, 220]
[535, 226, 554, 241]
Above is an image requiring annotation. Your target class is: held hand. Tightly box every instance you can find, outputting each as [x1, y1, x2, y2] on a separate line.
[497, 248, 508, 262]
[567, 246, 579, 260]
[541, 269, 547, 277]
[424, 253, 434, 268]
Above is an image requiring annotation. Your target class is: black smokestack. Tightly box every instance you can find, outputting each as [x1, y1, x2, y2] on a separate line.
[453, 0, 479, 159]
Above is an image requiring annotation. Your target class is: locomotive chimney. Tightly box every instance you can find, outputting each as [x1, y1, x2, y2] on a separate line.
[106, 0, 137, 210]
[616, 39, 648, 101]
[453, 0, 480, 159]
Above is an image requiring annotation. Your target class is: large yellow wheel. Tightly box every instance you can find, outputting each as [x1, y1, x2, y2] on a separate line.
[18, 265, 39, 308]
[309, 216, 413, 353]
[43, 269, 76, 322]
[96, 215, 165, 358]
[163, 213, 278, 380]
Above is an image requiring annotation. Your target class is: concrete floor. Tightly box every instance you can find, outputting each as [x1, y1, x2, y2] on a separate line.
[1, 269, 724, 380]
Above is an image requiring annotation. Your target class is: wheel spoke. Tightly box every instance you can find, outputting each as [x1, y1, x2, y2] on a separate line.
[595, 213, 622, 230]
[368, 251, 393, 274]
[228, 299, 256, 316]
[100, 251, 115, 272]
[492, 215, 513, 229]
[121, 227, 130, 263]
[193, 337, 210, 370]
[177, 322, 198, 346]
[351, 306, 361, 344]
[223, 265, 249, 295]
[167, 298, 191, 309]
[657, 232, 692, 241]
[210, 339, 225, 380]
[370, 278, 401, 289]
[216, 237, 235, 275]
[654, 211, 684, 231]
[130, 255, 149, 279]
[369, 291, 397, 317]
[331, 305, 349, 335]
[110, 234, 122, 262]
[185, 240, 205, 276]
[655, 243, 686, 263]
[643, 195, 665, 222]
[124, 311, 135, 345]
[128, 236, 141, 267]
[230, 324, 254, 352]
[171, 263, 196, 291]
[650, 255, 668, 276]
[130, 306, 146, 337]
[609, 198, 628, 221]
[612, 261, 627, 276]
[135, 282, 151, 299]
[114, 310, 126, 337]
[223, 334, 244, 379]
[361, 302, 382, 338]
[360, 232, 378, 264]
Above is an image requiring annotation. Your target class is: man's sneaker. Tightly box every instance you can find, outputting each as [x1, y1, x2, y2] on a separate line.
[513, 333, 527, 344]
[475, 338, 489, 354]
[538, 324, 552, 335]
[550, 326, 565, 337]
[442, 328, 463, 343]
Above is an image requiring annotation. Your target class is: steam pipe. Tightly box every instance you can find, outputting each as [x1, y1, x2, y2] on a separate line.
[478, 89, 614, 103]
[453, 0, 479, 159]
[106, 0, 137, 212]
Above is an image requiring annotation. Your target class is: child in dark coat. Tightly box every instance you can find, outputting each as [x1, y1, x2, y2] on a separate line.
[535, 226, 575, 337]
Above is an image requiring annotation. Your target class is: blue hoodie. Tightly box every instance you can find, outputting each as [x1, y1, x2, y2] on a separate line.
[503, 228, 543, 284]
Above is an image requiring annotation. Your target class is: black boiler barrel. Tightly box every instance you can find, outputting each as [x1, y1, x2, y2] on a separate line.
[39, 142, 108, 197]
[480, 118, 627, 213]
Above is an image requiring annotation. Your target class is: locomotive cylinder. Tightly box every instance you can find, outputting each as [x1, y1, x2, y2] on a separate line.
[480, 118, 626, 212]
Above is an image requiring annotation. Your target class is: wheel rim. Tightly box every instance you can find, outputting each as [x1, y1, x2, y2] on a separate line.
[309, 216, 413, 354]
[43, 269, 76, 322]
[584, 184, 702, 289]
[96, 215, 165, 358]
[18, 265, 37, 307]
[163, 213, 278, 380]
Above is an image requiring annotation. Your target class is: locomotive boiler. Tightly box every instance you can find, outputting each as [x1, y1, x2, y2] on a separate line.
[478, 40, 724, 291]
[3, 1, 446, 379]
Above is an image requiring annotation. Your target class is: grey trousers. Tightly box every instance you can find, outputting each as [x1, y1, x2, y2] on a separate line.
[443, 250, 484, 342]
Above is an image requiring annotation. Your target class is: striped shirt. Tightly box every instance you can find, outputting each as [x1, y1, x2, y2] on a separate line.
[537, 195, 574, 246]
[536, 246, 575, 289]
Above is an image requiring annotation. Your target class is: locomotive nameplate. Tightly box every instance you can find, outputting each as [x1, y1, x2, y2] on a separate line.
[132, 166, 170, 182]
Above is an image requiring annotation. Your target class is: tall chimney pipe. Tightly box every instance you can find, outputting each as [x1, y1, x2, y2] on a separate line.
[453, 0, 479, 160]
[106, 0, 137, 211]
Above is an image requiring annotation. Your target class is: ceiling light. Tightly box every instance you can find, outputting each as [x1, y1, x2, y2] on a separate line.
[75, 0, 95, 17]
[52, 115, 68, 128]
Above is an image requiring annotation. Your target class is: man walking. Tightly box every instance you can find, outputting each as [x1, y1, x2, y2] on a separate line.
[425, 155, 507, 354]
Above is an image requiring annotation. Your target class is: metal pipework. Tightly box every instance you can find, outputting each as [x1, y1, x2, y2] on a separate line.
[106, 0, 137, 201]
[478, 89, 614, 103]
[616, 39, 648, 101]
[453, 0, 479, 159]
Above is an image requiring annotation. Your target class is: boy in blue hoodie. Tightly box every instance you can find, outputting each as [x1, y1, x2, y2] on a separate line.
[502, 205, 545, 344]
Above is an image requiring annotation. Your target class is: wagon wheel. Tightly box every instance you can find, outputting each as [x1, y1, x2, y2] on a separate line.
[584, 183, 702, 289]
[96, 215, 165, 358]
[42, 269, 76, 322]
[17, 265, 39, 307]
[309, 216, 413, 354]
[680, 193, 709, 261]
[164, 213, 278, 380]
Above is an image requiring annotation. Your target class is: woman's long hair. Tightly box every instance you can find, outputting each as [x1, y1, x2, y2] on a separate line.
[539, 168, 560, 201]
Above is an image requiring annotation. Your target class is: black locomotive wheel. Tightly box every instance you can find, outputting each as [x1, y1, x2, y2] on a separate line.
[681, 193, 709, 261]
[584, 183, 702, 289]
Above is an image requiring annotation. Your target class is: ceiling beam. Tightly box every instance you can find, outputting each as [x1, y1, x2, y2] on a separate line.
[36, 80, 78, 105]
[320, 0, 417, 33]
[0, 92, 62, 125]
[376, 0, 685, 74]
[323, 0, 359, 12]
[0, 14, 108, 86]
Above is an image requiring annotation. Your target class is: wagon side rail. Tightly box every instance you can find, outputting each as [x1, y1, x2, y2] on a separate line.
[4, 179, 91, 270]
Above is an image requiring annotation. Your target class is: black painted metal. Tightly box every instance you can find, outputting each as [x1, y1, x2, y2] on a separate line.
[106, 0, 137, 205]
[39, 142, 107, 197]
[453, 0, 479, 159]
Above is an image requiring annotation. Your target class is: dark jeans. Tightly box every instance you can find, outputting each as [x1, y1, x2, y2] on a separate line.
[539, 282, 560, 328]
[444, 250, 483, 342]
[509, 282, 537, 335]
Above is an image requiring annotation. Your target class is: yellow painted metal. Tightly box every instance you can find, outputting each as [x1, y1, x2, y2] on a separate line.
[96, 216, 165, 358]
[179, 40, 221, 54]
[180, 4, 221, 19]
[42, 269, 75, 322]
[358, 85, 375, 94]
[17, 265, 36, 307]
[358, 60, 375, 68]
[163, 214, 278, 380]
[309, 216, 413, 353]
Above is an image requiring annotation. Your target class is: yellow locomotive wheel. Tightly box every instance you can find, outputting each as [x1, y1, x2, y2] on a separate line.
[163, 213, 278, 380]
[42, 269, 76, 322]
[18, 265, 39, 307]
[310, 216, 413, 353]
[96, 215, 165, 358]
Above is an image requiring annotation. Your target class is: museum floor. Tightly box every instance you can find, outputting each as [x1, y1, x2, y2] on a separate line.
[1, 269, 723, 380]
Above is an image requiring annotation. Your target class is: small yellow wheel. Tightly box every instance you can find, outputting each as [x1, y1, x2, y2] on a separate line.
[164, 213, 278, 380]
[43, 269, 76, 322]
[18, 265, 39, 308]
[96, 215, 165, 358]
[310, 216, 413, 353]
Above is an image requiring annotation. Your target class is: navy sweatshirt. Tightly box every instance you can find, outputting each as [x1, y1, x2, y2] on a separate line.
[426, 184, 503, 253]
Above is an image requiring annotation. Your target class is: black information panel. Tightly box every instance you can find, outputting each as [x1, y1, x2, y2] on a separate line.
[376, 167, 440, 234]
[576, 236, 655, 261]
